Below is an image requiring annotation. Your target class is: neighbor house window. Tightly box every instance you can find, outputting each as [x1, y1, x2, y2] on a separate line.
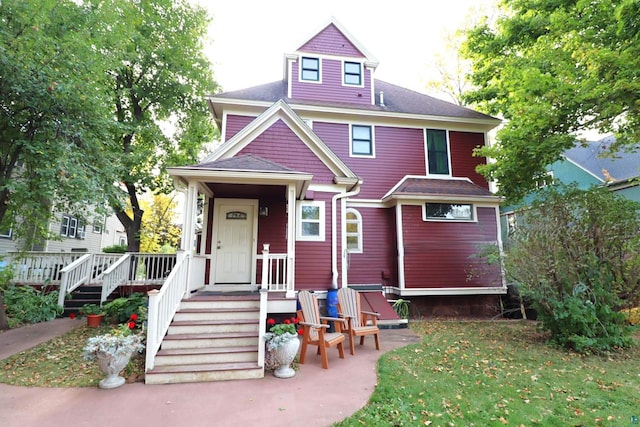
[61, 214, 84, 238]
[93, 220, 103, 234]
[346, 208, 362, 253]
[301, 57, 320, 82]
[0, 227, 11, 239]
[119, 236, 127, 246]
[426, 129, 450, 175]
[424, 203, 474, 221]
[297, 201, 325, 241]
[351, 124, 374, 156]
[534, 171, 554, 189]
[343, 61, 362, 86]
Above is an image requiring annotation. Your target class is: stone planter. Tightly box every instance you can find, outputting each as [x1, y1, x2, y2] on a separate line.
[96, 350, 134, 389]
[271, 337, 300, 379]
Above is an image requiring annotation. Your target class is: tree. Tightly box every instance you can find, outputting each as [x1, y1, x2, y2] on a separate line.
[463, 0, 640, 203]
[139, 194, 181, 253]
[505, 185, 640, 353]
[0, 0, 119, 250]
[103, 0, 218, 252]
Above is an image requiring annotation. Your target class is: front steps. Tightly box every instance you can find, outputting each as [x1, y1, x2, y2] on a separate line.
[145, 294, 264, 384]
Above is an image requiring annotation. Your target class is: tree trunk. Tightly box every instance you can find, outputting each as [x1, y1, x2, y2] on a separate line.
[0, 291, 8, 331]
[114, 182, 144, 253]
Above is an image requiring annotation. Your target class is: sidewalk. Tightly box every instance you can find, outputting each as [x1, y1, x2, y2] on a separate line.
[0, 319, 420, 427]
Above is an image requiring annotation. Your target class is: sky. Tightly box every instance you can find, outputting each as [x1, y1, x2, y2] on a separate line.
[193, 0, 498, 98]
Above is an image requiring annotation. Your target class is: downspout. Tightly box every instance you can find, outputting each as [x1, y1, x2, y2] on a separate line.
[331, 184, 361, 289]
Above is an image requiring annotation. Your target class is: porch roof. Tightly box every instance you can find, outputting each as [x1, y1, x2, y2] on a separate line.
[167, 154, 313, 198]
[382, 176, 502, 204]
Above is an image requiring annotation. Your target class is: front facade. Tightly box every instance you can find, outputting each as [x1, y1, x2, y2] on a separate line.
[170, 20, 504, 310]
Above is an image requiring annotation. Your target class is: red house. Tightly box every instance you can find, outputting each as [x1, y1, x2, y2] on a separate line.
[147, 19, 504, 383]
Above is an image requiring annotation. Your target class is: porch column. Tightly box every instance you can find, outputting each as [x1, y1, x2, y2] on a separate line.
[181, 181, 199, 254]
[286, 183, 297, 297]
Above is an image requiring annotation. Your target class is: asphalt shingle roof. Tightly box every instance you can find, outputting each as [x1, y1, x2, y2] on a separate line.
[189, 154, 297, 173]
[390, 178, 497, 198]
[564, 136, 640, 182]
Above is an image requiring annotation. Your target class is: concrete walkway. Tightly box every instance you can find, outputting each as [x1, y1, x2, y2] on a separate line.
[0, 319, 420, 427]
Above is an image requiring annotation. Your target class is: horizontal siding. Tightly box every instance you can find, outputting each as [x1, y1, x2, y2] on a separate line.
[346, 207, 397, 285]
[291, 58, 372, 105]
[402, 205, 501, 289]
[295, 192, 334, 290]
[314, 122, 425, 198]
[297, 23, 364, 58]
[224, 115, 255, 141]
[238, 119, 335, 184]
[450, 131, 489, 189]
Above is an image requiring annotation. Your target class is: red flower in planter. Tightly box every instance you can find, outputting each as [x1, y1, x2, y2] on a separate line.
[267, 318, 276, 326]
[283, 319, 291, 324]
[128, 321, 136, 329]
[130, 313, 138, 321]
[69, 313, 76, 320]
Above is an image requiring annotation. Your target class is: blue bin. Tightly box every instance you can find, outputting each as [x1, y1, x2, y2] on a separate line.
[326, 288, 338, 318]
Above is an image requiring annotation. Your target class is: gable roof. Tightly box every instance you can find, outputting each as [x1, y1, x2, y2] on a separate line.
[202, 99, 360, 187]
[563, 136, 640, 183]
[294, 18, 379, 67]
[210, 80, 496, 123]
[193, 154, 297, 173]
[383, 176, 501, 204]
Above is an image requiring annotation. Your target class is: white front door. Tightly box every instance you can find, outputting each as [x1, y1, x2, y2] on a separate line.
[213, 199, 257, 284]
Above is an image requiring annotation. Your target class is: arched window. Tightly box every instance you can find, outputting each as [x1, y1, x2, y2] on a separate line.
[346, 208, 363, 253]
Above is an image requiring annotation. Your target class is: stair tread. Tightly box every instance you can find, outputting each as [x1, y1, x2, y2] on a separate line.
[171, 319, 258, 326]
[178, 307, 259, 313]
[148, 361, 261, 374]
[157, 346, 258, 356]
[162, 331, 259, 340]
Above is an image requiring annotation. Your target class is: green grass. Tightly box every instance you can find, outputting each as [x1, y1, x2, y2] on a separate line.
[335, 320, 640, 427]
[0, 324, 144, 387]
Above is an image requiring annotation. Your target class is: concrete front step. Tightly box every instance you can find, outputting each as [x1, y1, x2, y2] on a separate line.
[161, 331, 260, 349]
[167, 319, 259, 335]
[154, 345, 258, 366]
[145, 362, 264, 384]
[173, 307, 260, 321]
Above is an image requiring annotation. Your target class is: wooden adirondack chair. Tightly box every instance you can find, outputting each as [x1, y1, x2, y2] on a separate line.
[337, 287, 381, 355]
[297, 291, 346, 369]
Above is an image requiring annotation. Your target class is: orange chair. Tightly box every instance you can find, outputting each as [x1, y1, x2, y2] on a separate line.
[337, 287, 380, 355]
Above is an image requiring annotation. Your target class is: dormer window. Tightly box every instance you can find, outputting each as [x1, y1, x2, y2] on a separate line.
[301, 57, 320, 82]
[343, 61, 362, 86]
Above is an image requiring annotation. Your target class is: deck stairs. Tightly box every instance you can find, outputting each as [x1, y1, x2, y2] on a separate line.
[145, 294, 264, 384]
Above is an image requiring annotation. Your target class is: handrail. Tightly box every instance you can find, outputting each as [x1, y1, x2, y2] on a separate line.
[257, 244, 270, 369]
[146, 252, 188, 371]
[57, 253, 93, 307]
[101, 253, 132, 304]
[256, 252, 289, 292]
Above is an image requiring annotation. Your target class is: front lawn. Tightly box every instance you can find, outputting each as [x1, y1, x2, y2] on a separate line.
[336, 320, 640, 426]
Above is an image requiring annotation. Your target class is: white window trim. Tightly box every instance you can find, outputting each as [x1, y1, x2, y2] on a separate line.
[342, 60, 364, 87]
[0, 228, 12, 238]
[424, 128, 452, 177]
[299, 56, 322, 84]
[60, 215, 71, 237]
[422, 203, 477, 223]
[350, 124, 375, 158]
[346, 208, 363, 253]
[68, 217, 78, 238]
[296, 200, 325, 242]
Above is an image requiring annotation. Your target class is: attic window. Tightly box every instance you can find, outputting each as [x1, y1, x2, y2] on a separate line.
[343, 61, 362, 86]
[301, 57, 320, 82]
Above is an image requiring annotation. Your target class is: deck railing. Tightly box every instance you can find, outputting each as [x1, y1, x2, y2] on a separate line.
[57, 254, 93, 306]
[256, 251, 292, 292]
[101, 253, 132, 304]
[146, 251, 189, 371]
[8, 252, 83, 284]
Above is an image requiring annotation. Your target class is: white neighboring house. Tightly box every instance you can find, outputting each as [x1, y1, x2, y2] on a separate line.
[0, 210, 126, 257]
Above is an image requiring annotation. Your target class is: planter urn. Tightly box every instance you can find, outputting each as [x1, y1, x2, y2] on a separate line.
[271, 337, 300, 379]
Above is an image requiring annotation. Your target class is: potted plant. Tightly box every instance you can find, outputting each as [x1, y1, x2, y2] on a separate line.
[264, 316, 302, 379]
[83, 319, 145, 389]
[80, 303, 105, 327]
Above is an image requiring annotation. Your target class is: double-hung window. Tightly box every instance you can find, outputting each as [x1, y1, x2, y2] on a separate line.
[426, 129, 450, 175]
[297, 201, 325, 241]
[343, 61, 362, 86]
[301, 57, 320, 82]
[351, 125, 373, 157]
[61, 214, 84, 238]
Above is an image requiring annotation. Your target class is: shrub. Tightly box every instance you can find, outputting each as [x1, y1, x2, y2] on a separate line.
[103, 293, 147, 324]
[4, 285, 63, 327]
[102, 244, 127, 253]
[505, 185, 640, 353]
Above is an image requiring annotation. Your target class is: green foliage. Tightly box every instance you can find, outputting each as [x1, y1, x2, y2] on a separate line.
[102, 293, 147, 324]
[391, 299, 410, 319]
[139, 194, 181, 253]
[79, 303, 104, 316]
[0, 263, 14, 292]
[504, 185, 640, 353]
[102, 244, 127, 254]
[463, 0, 640, 203]
[4, 285, 62, 326]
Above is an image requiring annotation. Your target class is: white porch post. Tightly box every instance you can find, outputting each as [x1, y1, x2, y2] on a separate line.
[181, 181, 199, 253]
[286, 183, 297, 297]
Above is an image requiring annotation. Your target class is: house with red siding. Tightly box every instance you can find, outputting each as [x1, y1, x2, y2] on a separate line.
[144, 19, 504, 383]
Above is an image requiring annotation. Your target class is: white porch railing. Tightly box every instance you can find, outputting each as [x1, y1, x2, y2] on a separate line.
[57, 254, 93, 306]
[101, 253, 132, 304]
[8, 252, 84, 284]
[146, 251, 189, 371]
[256, 251, 293, 292]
